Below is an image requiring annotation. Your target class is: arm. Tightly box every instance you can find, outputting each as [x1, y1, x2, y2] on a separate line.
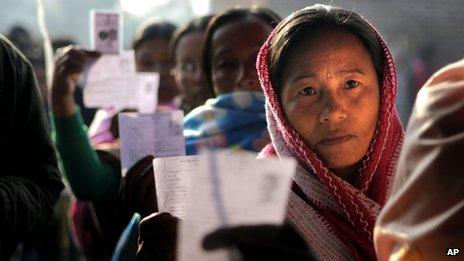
[51, 46, 120, 199]
[53, 109, 120, 199]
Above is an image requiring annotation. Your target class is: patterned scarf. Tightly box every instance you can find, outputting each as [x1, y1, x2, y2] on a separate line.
[184, 91, 270, 155]
[257, 8, 404, 260]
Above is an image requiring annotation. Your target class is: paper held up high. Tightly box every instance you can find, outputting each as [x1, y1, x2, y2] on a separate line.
[171, 150, 296, 261]
[83, 50, 159, 113]
[90, 10, 121, 54]
[118, 111, 186, 175]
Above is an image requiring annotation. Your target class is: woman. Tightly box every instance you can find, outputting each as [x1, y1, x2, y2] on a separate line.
[182, 7, 280, 155]
[137, 7, 281, 259]
[170, 15, 214, 114]
[259, 4, 404, 259]
[204, 4, 404, 260]
[52, 20, 178, 261]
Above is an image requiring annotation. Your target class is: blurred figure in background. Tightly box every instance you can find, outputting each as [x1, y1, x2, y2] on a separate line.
[51, 19, 178, 261]
[170, 14, 214, 114]
[88, 20, 178, 148]
[137, 7, 281, 260]
[6, 25, 48, 107]
[132, 19, 179, 108]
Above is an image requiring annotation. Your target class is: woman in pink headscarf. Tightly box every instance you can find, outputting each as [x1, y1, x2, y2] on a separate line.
[204, 4, 404, 260]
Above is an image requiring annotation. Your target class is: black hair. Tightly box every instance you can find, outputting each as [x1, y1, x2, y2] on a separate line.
[202, 7, 281, 95]
[132, 20, 177, 50]
[169, 15, 214, 60]
[268, 4, 384, 94]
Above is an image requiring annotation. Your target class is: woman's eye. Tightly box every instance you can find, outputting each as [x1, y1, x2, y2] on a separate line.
[344, 80, 360, 89]
[298, 87, 316, 96]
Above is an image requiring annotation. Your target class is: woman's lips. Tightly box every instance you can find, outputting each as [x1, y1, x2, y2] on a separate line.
[318, 135, 354, 146]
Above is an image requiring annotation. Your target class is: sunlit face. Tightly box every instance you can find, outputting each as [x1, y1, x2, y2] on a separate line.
[280, 28, 379, 177]
[174, 31, 213, 109]
[136, 38, 178, 103]
[211, 18, 273, 95]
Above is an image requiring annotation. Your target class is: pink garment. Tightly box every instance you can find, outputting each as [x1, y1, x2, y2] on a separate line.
[256, 6, 404, 260]
[88, 108, 118, 146]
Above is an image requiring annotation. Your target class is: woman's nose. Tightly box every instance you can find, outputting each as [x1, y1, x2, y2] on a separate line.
[236, 63, 258, 91]
[318, 93, 348, 123]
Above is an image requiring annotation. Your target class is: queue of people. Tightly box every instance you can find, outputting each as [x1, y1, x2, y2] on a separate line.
[1, 3, 463, 261]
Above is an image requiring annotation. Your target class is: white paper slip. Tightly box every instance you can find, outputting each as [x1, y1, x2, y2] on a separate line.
[84, 50, 159, 112]
[153, 156, 200, 218]
[90, 10, 121, 54]
[86, 50, 135, 83]
[118, 111, 186, 174]
[178, 150, 296, 261]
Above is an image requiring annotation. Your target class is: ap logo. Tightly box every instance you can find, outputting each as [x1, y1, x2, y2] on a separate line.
[446, 248, 460, 256]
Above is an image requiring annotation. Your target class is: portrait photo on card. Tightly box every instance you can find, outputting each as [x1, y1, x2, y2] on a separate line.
[90, 10, 120, 54]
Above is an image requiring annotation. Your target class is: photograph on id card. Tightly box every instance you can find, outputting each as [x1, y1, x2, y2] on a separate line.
[90, 10, 120, 54]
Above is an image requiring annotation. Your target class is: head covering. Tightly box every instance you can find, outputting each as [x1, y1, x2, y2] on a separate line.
[374, 59, 464, 260]
[257, 5, 404, 260]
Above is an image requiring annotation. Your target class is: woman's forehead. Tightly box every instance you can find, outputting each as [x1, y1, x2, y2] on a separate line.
[211, 18, 273, 53]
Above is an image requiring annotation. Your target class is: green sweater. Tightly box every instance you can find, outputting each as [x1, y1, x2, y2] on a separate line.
[53, 110, 120, 200]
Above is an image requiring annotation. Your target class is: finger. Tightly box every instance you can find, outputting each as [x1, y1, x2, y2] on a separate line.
[139, 217, 178, 238]
[139, 212, 178, 234]
[55, 52, 87, 72]
[140, 228, 177, 250]
[58, 58, 86, 75]
[202, 228, 237, 250]
[82, 49, 101, 58]
[202, 225, 280, 250]
[56, 47, 98, 67]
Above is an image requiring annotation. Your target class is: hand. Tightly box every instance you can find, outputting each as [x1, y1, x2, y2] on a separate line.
[120, 155, 158, 218]
[202, 223, 315, 261]
[52, 46, 100, 117]
[137, 212, 179, 261]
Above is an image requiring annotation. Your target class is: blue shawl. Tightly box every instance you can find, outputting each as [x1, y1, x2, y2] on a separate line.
[184, 91, 269, 155]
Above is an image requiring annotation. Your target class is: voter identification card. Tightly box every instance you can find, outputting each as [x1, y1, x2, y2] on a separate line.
[90, 10, 121, 54]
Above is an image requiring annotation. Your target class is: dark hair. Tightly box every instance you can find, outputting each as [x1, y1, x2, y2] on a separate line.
[268, 4, 384, 94]
[169, 15, 214, 60]
[132, 20, 177, 50]
[202, 7, 281, 95]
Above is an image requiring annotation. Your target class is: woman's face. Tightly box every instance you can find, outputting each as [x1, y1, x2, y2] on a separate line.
[136, 38, 179, 103]
[211, 17, 273, 95]
[174, 31, 213, 108]
[280, 28, 379, 176]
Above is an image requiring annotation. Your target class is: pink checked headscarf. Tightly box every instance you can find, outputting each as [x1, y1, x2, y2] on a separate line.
[257, 5, 404, 260]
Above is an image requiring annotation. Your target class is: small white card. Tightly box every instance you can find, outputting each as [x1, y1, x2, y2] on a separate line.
[83, 50, 158, 112]
[90, 10, 121, 54]
[118, 111, 186, 174]
[178, 150, 296, 261]
[153, 156, 200, 218]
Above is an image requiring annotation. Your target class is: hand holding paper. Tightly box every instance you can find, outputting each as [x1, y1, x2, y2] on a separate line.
[52, 46, 100, 117]
[177, 150, 296, 261]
